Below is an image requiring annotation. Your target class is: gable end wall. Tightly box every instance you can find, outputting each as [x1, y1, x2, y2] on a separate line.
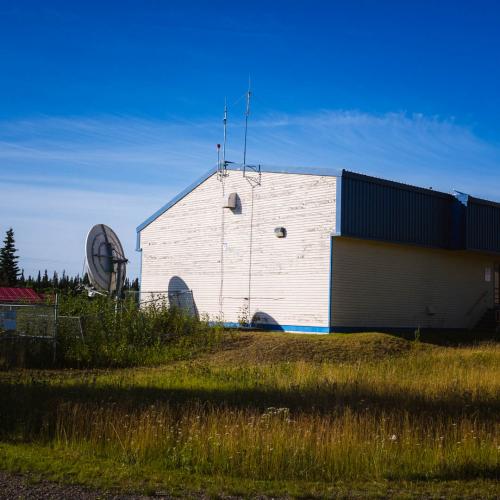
[139, 171, 338, 331]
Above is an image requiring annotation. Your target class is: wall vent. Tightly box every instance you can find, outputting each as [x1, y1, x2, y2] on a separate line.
[223, 192, 238, 209]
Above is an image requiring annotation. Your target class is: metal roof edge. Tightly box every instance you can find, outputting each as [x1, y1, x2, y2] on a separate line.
[135, 166, 218, 250]
[226, 164, 342, 177]
[467, 195, 500, 209]
[341, 169, 453, 200]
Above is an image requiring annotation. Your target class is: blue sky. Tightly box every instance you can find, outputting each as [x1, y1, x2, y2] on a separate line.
[1, 1, 500, 278]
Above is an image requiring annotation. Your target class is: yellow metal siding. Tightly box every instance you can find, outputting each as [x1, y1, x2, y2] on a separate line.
[331, 237, 496, 329]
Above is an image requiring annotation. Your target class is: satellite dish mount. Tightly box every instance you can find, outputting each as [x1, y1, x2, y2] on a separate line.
[85, 224, 128, 297]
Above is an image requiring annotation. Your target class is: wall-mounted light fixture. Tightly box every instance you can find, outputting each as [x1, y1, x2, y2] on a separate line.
[274, 227, 287, 238]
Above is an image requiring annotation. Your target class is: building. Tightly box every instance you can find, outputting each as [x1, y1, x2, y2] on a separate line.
[0, 287, 44, 331]
[0, 287, 44, 304]
[136, 165, 500, 333]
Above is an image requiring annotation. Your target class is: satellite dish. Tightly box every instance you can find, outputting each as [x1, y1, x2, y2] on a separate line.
[85, 224, 128, 296]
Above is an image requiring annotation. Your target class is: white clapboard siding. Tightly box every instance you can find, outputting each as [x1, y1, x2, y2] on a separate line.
[331, 237, 495, 329]
[140, 170, 337, 330]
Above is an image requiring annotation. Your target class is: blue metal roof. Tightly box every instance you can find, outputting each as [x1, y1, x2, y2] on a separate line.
[466, 196, 500, 253]
[340, 170, 500, 254]
[340, 170, 456, 249]
[135, 164, 342, 250]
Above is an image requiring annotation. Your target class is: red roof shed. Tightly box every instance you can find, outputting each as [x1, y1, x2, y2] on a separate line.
[0, 287, 44, 304]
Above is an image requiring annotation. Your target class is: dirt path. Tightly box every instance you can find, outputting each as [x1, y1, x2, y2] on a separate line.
[0, 471, 262, 500]
[0, 471, 163, 499]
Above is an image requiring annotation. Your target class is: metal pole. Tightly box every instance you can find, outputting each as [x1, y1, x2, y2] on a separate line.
[222, 99, 228, 174]
[243, 78, 251, 166]
[53, 293, 59, 364]
[217, 143, 221, 177]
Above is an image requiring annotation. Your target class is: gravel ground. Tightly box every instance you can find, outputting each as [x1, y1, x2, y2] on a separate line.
[0, 471, 169, 499]
[0, 472, 267, 500]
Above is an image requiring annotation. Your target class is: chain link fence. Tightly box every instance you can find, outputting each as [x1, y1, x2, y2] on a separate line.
[0, 299, 85, 368]
[0, 303, 56, 338]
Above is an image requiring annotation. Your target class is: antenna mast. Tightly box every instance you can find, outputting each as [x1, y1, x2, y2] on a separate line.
[243, 78, 251, 166]
[218, 98, 228, 179]
[222, 99, 228, 173]
[242, 78, 260, 185]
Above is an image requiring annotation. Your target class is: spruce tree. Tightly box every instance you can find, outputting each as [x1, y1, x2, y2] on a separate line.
[131, 278, 139, 291]
[35, 271, 42, 291]
[42, 269, 49, 289]
[52, 270, 59, 289]
[0, 228, 20, 286]
[60, 270, 68, 292]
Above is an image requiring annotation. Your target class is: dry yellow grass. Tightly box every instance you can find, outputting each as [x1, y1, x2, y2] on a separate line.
[1, 332, 499, 496]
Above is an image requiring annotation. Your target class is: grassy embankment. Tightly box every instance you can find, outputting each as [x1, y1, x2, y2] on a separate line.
[0, 326, 499, 498]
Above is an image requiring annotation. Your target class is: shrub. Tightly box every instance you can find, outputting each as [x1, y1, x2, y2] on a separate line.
[2, 294, 223, 369]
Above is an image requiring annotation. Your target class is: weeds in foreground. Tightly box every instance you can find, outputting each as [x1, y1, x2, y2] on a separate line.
[0, 343, 498, 485]
[52, 402, 498, 482]
[1, 294, 224, 368]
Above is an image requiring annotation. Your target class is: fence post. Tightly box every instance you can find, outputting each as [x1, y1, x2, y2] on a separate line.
[53, 293, 59, 364]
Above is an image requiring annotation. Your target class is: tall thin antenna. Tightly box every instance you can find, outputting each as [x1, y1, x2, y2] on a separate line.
[222, 98, 228, 169]
[243, 77, 251, 166]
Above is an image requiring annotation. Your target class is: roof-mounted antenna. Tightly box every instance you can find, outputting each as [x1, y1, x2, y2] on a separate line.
[243, 77, 251, 166]
[218, 99, 229, 180]
[223, 97, 228, 167]
[242, 78, 260, 185]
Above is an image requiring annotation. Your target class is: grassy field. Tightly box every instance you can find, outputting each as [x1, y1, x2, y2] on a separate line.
[0, 331, 499, 498]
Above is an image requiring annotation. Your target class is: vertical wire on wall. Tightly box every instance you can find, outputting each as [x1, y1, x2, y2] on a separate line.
[219, 178, 225, 318]
[247, 184, 256, 324]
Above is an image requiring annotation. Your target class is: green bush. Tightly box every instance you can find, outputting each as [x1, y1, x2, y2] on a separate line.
[54, 294, 223, 368]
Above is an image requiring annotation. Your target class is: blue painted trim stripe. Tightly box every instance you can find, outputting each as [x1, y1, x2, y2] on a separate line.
[328, 326, 462, 333]
[213, 322, 466, 334]
[216, 323, 461, 334]
[135, 164, 343, 250]
[210, 321, 330, 333]
[256, 324, 330, 333]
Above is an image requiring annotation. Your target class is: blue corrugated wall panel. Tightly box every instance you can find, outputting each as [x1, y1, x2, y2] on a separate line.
[341, 171, 456, 249]
[466, 197, 500, 253]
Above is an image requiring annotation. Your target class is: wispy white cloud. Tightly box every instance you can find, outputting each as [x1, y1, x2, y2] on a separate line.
[0, 182, 169, 278]
[246, 111, 500, 195]
[1, 110, 499, 277]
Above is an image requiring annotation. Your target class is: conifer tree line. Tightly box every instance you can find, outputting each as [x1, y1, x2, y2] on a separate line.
[0, 228, 139, 292]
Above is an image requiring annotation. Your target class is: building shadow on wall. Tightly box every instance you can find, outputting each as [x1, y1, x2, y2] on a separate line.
[168, 276, 199, 319]
[251, 311, 284, 331]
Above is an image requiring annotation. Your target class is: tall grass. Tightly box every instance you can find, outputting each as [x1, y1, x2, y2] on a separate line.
[53, 403, 498, 482]
[1, 343, 498, 485]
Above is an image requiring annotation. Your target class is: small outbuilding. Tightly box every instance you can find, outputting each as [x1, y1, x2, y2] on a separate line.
[0, 287, 44, 304]
[136, 166, 500, 333]
[0, 287, 44, 332]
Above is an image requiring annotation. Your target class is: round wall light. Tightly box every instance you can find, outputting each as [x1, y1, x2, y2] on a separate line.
[274, 227, 287, 238]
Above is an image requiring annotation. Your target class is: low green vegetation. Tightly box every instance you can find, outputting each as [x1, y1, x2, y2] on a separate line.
[57, 294, 225, 367]
[1, 295, 223, 368]
[0, 329, 499, 497]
